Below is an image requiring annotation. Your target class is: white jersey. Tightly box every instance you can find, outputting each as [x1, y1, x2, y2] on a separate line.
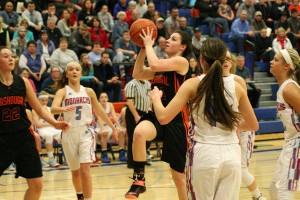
[192, 74, 239, 144]
[276, 79, 300, 140]
[62, 85, 92, 127]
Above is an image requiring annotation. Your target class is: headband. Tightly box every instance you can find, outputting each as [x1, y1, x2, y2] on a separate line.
[280, 49, 295, 71]
[38, 95, 48, 99]
[65, 61, 81, 71]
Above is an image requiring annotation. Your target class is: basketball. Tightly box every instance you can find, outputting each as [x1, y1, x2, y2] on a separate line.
[129, 19, 158, 47]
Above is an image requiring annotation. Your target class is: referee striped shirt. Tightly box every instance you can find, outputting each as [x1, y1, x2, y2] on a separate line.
[125, 79, 151, 112]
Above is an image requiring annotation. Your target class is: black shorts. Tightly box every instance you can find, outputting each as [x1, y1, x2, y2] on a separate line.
[139, 111, 188, 173]
[0, 128, 42, 179]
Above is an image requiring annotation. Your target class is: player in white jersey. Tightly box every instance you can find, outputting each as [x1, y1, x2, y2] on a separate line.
[51, 62, 118, 200]
[269, 49, 300, 200]
[224, 51, 266, 200]
[149, 38, 258, 200]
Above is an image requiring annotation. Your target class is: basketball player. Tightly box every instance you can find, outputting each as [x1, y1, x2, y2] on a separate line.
[149, 38, 258, 200]
[269, 49, 300, 200]
[224, 50, 266, 200]
[125, 29, 192, 199]
[0, 48, 69, 200]
[51, 61, 118, 200]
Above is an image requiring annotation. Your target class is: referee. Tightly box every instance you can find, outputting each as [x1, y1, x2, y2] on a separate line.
[125, 79, 151, 168]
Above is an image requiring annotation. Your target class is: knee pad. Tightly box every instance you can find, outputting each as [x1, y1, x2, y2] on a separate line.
[242, 168, 254, 186]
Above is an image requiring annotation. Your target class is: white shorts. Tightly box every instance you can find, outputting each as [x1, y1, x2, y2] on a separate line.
[240, 131, 255, 168]
[272, 136, 300, 191]
[95, 125, 113, 144]
[62, 126, 95, 170]
[187, 142, 241, 200]
[38, 126, 62, 144]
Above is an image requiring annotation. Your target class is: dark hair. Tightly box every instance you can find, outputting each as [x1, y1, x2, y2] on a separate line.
[92, 41, 101, 48]
[19, 68, 30, 74]
[174, 30, 193, 59]
[102, 51, 110, 57]
[27, 40, 37, 47]
[59, 37, 68, 43]
[92, 16, 101, 27]
[190, 38, 240, 130]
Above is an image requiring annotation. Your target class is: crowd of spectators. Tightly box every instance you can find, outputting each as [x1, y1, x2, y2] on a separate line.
[0, 0, 299, 103]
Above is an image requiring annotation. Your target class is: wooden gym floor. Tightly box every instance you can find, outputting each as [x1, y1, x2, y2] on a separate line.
[1, 134, 300, 200]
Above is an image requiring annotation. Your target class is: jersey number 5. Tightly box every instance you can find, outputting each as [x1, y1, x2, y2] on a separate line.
[2, 107, 21, 121]
[75, 106, 83, 120]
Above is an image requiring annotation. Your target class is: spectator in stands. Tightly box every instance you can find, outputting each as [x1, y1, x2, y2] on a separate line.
[19, 40, 47, 92]
[98, 5, 114, 34]
[95, 92, 127, 163]
[272, 27, 293, 54]
[255, 28, 274, 61]
[66, 3, 78, 32]
[227, 0, 241, 11]
[218, 0, 235, 27]
[50, 37, 78, 72]
[88, 42, 104, 65]
[113, 30, 138, 78]
[57, 9, 73, 40]
[250, 11, 269, 36]
[192, 27, 207, 58]
[78, 0, 96, 26]
[80, 53, 103, 98]
[46, 18, 62, 48]
[142, 2, 156, 20]
[111, 11, 129, 43]
[152, 10, 164, 23]
[178, 17, 193, 37]
[136, 0, 148, 18]
[269, 0, 290, 21]
[288, 9, 300, 48]
[19, 68, 37, 93]
[94, 51, 122, 102]
[154, 36, 168, 59]
[255, 0, 274, 32]
[229, 10, 255, 56]
[236, 55, 261, 108]
[10, 26, 28, 58]
[288, 0, 300, 13]
[0, 17, 10, 48]
[195, 0, 229, 36]
[189, 57, 201, 78]
[125, 1, 137, 27]
[32, 92, 61, 168]
[36, 30, 56, 70]
[41, 66, 61, 106]
[155, 17, 167, 43]
[13, 19, 34, 41]
[275, 11, 295, 47]
[69, 23, 92, 57]
[42, 3, 58, 26]
[89, 17, 114, 60]
[124, 78, 151, 168]
[0, 1, 21, 39]
[236, 0, 255, 22]
[21, 2, 44, 40]
[164, 7, 179, 38]
[113, 0, 128, 20]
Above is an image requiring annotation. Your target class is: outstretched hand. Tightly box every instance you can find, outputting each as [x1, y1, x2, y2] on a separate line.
[139, 27, 155, 47]
[149, 86, 163, 100]
[54, 121, 70, 131]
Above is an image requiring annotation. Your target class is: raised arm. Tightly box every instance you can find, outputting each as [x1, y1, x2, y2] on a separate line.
[132, 48, 155, 80]
[150, 78, 199, 124]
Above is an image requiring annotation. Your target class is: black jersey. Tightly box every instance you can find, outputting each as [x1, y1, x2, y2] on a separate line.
[151, 71, 191, 122]
[0, 75, 31, 133]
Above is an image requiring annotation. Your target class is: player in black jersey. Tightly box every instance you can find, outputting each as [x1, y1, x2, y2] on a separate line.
[125, 29, 193, 199]
[0, 48, 69, 200]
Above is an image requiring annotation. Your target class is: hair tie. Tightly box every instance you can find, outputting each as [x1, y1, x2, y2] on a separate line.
[280, 49, 295, 71]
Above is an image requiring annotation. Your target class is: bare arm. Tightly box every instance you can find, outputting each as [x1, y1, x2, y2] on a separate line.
[86, 88, 118, 141]
[126, 98, 141, 123]
[32, 109, 51, 128]
[51, 88, 76, 114]
[109, 102, 122, 129]
[283, 83, 300, 114]
[236, 83, 259, 131]
[150, 78, 199, 124]
[132, 48, 155, 80]
[24, 78, 69, 130]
